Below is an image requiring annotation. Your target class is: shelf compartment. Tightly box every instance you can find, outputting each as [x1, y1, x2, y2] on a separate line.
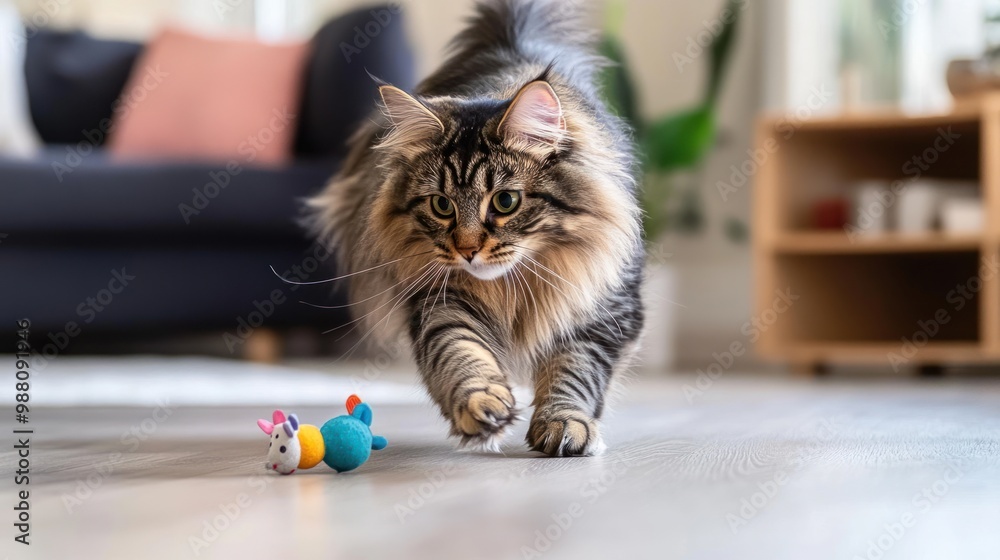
[762, 118, 982, 233]
[768, 252, 982, 345]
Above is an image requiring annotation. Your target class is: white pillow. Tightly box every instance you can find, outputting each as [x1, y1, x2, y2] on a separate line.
[0, 1, 41, 157]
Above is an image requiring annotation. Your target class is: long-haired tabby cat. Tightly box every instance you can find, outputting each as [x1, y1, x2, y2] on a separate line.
[307, 0, 644, 456]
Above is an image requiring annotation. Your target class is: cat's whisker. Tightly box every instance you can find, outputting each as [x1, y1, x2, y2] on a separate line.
[512, 248, 623, 337]
[336, 262, 440, 342]
[299, 262, 434, 309]
[510, 265, 522, 310]
[335, 267, 436, 359]
[270, 250, 434, 286]
[421, 266, 448, 324]
[520, 258, 620, 338]
[347, 264, 444, 359]
[320, 262, 434, 335]
[513, 265, 538, 322]
[339, 264, 443, 361]
[428, 268, 450, 319]
[513, 264, 539, 321]
[500, 269, 511, 310]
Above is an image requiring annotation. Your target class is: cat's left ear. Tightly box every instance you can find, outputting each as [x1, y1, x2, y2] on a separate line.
[498, 81, 567, 156]
[377, 85, 445, 158]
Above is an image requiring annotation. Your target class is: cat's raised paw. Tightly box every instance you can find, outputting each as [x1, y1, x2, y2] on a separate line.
[527, 409, 605, 457]
[450, 382, 517, 451]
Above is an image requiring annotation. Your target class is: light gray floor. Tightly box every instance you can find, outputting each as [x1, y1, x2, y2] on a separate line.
[2, 369, 1000, 560]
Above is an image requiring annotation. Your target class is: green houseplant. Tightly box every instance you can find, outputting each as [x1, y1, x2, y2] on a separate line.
[598, 0, 745, 243]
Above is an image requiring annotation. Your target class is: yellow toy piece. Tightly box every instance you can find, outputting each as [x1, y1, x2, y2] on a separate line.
[297, 424, 325, 469]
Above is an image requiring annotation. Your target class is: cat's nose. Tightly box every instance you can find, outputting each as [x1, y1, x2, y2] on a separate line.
[457, 246, 479, 262]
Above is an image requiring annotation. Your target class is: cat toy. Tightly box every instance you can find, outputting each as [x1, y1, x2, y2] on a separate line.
[256, 395, 387, 474]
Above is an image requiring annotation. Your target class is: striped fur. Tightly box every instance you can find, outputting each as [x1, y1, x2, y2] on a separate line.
[307, 0, 644, 456]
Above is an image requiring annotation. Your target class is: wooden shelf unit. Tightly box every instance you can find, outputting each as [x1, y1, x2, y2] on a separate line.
[753, 99, 1000, 370]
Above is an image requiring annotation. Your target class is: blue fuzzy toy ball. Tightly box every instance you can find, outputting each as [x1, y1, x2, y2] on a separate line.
[319, 403, 388, 472]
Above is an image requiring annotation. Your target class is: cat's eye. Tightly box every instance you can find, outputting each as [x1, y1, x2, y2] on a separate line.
[491, 191, 521, 214]
[430, 195, 454, 218]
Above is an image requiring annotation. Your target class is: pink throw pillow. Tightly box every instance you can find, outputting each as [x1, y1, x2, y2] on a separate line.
[108, 27, 307, 166]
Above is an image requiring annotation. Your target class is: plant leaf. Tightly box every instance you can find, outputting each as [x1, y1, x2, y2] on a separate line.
[597, 36, 642, 134]
[706, 0, 742, 104]
[643, 105, 715, 172]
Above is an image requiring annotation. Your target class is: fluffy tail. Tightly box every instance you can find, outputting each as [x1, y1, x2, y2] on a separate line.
[448, 0, 594, 57]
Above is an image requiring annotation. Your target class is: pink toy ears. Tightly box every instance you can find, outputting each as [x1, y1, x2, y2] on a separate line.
[257, 419, 274, 434]
[257, 410, 288, 435]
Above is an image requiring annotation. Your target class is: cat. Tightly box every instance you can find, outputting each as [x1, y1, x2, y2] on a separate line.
[307, 0, 644, 456]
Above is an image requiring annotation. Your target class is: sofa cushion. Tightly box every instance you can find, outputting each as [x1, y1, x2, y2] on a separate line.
[24, 29, 142, 145]
[0, 148, 336, 239]
[107, 27, 309, 165]
[295, 4, 416, 158]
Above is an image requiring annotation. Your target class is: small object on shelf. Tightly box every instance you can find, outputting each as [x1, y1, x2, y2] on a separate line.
[810, 198, 849, 229]
[941, 197, 984, 234]
[896, 181, 939, 234]
[854, 181, 892, 236]
[946, 59, 1000, 100]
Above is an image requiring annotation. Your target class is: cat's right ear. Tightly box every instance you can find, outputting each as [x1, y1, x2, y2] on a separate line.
[377, 86, 444, 158]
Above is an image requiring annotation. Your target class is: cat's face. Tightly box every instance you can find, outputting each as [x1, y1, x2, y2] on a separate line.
[377, 82, 583, 281]
[401, 131, 573, 281]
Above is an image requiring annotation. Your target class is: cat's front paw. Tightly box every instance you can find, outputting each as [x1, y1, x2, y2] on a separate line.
[527, 408, 605, 457]
[450, 381, 517, 452]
